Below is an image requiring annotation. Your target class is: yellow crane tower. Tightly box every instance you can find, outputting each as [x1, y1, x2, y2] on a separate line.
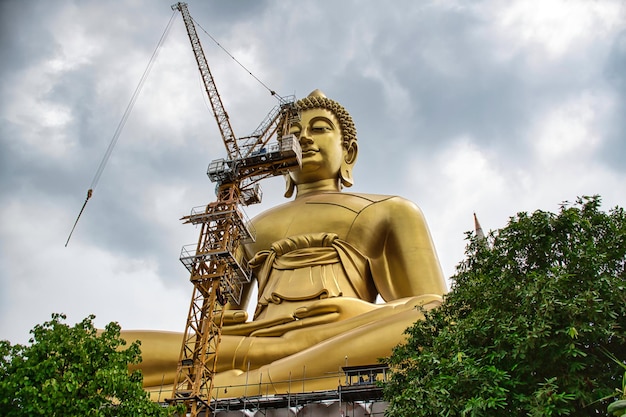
[169, 3, 301, 416]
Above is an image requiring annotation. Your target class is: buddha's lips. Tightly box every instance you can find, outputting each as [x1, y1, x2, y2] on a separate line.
[301, 148, 319, 155]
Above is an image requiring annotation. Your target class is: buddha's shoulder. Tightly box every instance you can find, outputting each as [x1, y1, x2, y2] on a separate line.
[254, 192, 416, 221]
[304, 193, 425, 222]
[304, 192, 399, 212]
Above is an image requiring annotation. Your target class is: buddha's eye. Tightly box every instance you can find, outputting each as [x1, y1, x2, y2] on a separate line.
[289, 126, 301, 137]
[311, 121, 332, 133]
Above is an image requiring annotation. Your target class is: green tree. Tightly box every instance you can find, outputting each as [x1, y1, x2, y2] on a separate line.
[383, 196, 626, 416]
[0, 313, 181, 417]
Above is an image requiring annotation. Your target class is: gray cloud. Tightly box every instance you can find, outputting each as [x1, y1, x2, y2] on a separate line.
[1, 0, 625, 343]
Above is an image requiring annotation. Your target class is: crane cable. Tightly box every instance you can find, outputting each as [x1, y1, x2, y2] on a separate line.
[192, 16, 281, 99]
[66, 11, 281, 247]
[65, 10, 178, 247]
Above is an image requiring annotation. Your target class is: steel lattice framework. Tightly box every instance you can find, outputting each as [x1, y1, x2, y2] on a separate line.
[173, 2, 239, 159]
[169, 3, 300, 416]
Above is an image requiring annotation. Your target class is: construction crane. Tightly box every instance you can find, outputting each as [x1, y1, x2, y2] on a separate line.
[169, 3, 301, 416]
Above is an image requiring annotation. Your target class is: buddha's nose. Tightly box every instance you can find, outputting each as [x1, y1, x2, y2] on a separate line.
[299, 128, 314, 144]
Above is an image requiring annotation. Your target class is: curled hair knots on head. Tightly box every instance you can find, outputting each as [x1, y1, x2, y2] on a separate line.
[295, 94, 357, 147]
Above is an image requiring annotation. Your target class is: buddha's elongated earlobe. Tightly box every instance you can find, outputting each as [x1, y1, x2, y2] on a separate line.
[340, 140, 358, 188]
[340, 166, 354, 188]
[284, 174, 296, 198]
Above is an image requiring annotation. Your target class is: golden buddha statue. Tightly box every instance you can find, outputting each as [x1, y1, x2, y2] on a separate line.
[126, 90, 447, 399]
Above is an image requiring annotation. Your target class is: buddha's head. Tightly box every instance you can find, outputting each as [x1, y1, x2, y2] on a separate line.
[285, 90, 358, 197]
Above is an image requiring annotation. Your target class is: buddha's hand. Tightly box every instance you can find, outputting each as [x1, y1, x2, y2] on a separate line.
[220, 310, 297, 336]
[245, 298, 381, 337]
[293, 297, 380, 324]
[213, 310, 248, 326]
[278, 296, 443, 336]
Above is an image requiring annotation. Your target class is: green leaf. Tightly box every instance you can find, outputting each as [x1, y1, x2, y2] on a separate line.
[608, 400, 626, 416]
[382, 195, 626, 417]
[0, 314, 180, 417]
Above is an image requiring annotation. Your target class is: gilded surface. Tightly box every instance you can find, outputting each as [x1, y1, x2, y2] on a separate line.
[125, 90, 447, 399]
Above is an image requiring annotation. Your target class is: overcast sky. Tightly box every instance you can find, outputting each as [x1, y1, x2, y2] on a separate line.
[1, 0, 625, 344]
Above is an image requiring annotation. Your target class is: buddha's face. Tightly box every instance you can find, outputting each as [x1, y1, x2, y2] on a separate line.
[288, 108, 345, 185]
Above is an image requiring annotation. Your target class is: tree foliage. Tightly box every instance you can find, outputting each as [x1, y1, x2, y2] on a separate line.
[383, 196, 626, 416]
[0, 313, 180, 417]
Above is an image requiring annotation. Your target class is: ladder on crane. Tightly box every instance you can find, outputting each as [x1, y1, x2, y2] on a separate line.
[168, 3, 300, 416]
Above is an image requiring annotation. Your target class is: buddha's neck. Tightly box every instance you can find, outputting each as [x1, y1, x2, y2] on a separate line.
[295, 179, 340, 198]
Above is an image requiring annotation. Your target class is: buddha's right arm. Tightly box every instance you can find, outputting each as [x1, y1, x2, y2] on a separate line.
[225, 243, 256, 311]
[217, 243, 257, 326]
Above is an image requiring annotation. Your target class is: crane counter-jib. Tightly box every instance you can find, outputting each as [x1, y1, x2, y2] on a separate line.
[206, 134, 301, 190]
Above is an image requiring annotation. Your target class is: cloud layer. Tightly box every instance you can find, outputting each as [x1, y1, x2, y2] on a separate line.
[1, 0, 625, 343]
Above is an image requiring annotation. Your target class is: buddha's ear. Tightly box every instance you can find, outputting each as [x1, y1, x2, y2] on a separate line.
[284, 174, 296, 198]
[340, 140, 358, 188]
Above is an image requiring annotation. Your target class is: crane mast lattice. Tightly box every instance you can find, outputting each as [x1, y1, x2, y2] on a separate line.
[169, 3, 301, 416]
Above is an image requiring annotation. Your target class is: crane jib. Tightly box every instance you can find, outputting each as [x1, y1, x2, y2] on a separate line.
[172, 2, 240, 159]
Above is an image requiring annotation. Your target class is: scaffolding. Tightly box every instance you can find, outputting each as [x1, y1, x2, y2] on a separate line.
[155, 365, 389, 416]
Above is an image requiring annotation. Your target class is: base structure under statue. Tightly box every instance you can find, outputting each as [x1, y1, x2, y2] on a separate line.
[151, 365, 389, 416]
